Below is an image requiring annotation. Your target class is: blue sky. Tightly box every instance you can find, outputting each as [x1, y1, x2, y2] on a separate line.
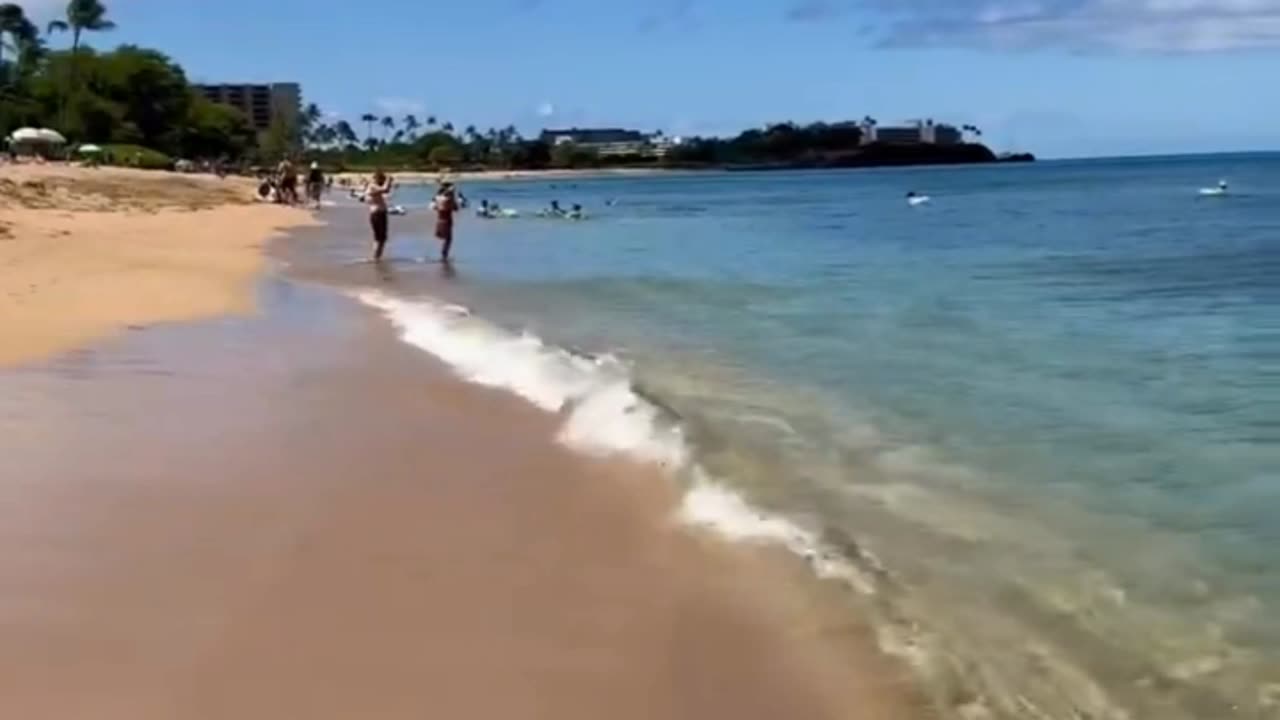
[20, 0, 1280, 157]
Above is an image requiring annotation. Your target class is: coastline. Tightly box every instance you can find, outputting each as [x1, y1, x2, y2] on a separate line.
[329, 143, 1032, 185]
[333, 166, 672, 184]
[0, 177, 924, 717]
[0, 165, 317, 365]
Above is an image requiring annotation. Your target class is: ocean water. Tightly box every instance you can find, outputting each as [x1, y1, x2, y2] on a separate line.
[340, 155, 1280, 719]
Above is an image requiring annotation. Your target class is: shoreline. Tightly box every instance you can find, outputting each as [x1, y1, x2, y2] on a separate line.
[0, 177, 924, 717]
[332, 166, 672, 185]
[0, 164, 317, 366]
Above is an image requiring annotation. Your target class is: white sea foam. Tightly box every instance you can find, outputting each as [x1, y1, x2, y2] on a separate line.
[356, 290, 686, 467]
[355, 290, 881, 595]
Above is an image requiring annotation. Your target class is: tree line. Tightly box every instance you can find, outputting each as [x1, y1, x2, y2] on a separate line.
[1, 0, 259, 162]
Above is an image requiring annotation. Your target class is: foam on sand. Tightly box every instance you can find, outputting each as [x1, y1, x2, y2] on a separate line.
[355, 290, 687, 468]
[354, 289, 892, 605]
[355, 291, 824, 526]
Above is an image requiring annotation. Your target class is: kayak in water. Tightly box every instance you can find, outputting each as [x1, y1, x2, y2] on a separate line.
[1199, 180, 1229, 196]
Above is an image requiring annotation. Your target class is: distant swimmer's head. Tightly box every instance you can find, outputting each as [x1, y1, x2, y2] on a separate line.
[573, 204, 582, 211]
[1219, 180, 1228, 189]
[906, 191, 917, 198]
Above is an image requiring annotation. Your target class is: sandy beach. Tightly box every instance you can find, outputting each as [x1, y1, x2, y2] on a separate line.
[0, 165, 316, 366]
[0, 169, 922, 718]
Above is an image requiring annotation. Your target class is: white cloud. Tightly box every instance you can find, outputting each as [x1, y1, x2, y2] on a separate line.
[536, 101, 556, 117]
[857, 0, 1280, 51]
[374, 97, 426, 116]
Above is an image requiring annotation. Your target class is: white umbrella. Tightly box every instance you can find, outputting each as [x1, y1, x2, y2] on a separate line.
[77, 144, 104, 154]
[9, 127, 67, 144]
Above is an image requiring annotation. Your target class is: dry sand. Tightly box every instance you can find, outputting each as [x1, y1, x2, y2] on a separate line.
[0, 164, 316, 365]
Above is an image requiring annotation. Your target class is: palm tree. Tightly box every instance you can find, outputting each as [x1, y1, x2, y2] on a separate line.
[426, 115, 437, 128]
[380, 115, 394, 141]
[46, 0, 115, 126]
[313, 124, 336, 147]
[0, 4, 35, 82]
[360, 113, 376, 142]
[45, 0, 114, 62]
[335, 120, 358, 147]
[442, 121, 454, 134]
[403, 114, 419, 139]
[300, 102, 322, 145]
[46, 0, 115, 53]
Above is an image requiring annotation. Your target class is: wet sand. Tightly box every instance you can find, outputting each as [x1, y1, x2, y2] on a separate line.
[0, 263, 920, 719]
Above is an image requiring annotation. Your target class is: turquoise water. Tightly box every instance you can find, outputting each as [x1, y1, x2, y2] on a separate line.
[353, 156, 1280, 718]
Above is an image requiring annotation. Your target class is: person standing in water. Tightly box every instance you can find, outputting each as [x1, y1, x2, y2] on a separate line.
[366, 170, 394, 261]
[277, 157, 298, 205]
[432, 182, 460, 262]
[306, 161, 325, 209]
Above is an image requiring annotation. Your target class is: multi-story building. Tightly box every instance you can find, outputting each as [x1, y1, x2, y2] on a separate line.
[540, 127, 652, 156]
[195, 83, 300, 135]
[861, 119, 963, 146]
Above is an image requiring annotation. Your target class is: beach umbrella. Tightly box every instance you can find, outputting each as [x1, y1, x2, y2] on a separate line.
[77, 144, 103, 154]
[9, 127, 67, 144]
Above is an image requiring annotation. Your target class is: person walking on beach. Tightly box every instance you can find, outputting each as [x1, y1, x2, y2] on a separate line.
[432, 182, 460, 262]
[367, 170, 394, 261]
[306, 162, 325, 209]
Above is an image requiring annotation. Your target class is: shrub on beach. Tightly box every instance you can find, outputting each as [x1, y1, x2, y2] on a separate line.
[102, 143, 171, 170]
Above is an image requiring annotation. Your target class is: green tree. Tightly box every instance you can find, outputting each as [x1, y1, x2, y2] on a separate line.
[261, 110, 296, 161]
[1, 4, 41, 90]
[380, 114, 393, 140]
[402, 113, 419, 139]
[1, 4, 26, 77]
[360, 112, 375, 142]
[299, 101, 321, 144]
[550, 141, 596, 169]
[46, 0, 115, 126]
[183, 94, 254, 158]
[93, 45, 191, 148]
[334, 119, 357, 147]
[426, 142, 461, 168]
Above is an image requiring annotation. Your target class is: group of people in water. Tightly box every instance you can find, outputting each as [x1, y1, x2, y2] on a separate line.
[476, 198, 586, 220]
[360, 171, 463, 263]
[354, 171, 599, 263]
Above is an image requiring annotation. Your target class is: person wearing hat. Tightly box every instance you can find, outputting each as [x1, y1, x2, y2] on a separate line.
[306, 161, 325, 209]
